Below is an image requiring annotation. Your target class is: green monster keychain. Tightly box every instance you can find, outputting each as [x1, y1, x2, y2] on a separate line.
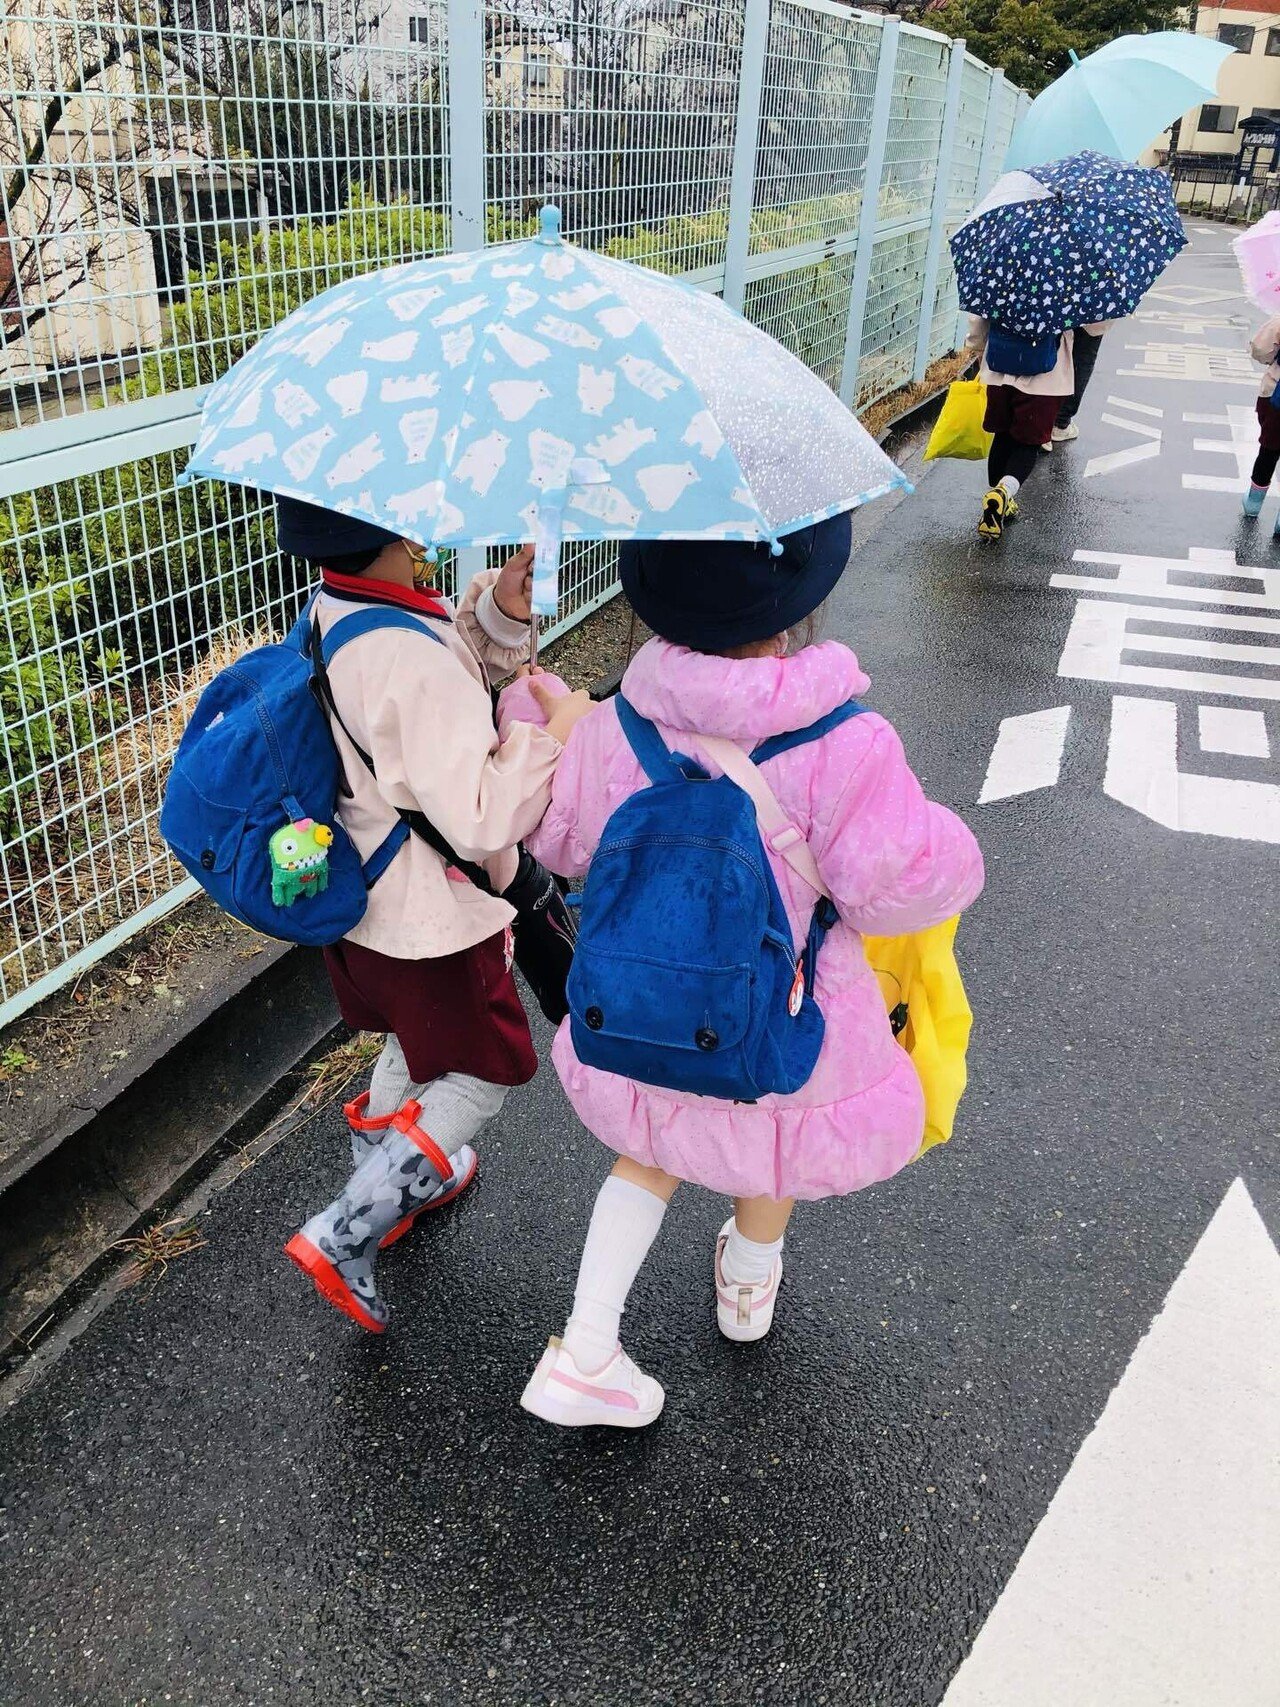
[269, 818, 334, 906]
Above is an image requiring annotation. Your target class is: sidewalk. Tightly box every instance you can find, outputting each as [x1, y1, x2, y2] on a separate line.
[0, 229, 1276, 1707]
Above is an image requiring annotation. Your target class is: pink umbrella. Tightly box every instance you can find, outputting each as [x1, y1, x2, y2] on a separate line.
[1233, 212, 1280, 313]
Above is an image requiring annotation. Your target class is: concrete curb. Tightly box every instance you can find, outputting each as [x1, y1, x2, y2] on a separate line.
[0, 945, 340, 1360]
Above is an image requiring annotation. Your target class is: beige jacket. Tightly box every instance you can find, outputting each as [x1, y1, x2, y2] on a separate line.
[315, 569, 563, 960]
[966, 316, 1110, 396]
[1250, 314, 1280, 398]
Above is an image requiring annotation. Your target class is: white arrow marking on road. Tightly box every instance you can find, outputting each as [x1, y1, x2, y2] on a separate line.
[977, 706, 1071, 804]
[1106, 697, 1280, 840]
[942, 1178, 1280, 1707]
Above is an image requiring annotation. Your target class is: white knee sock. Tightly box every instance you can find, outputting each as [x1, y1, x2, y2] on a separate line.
[721, 1223, 784, 1287]
[562, 1176, 668, 1372]
[998, 474, 1021, 498]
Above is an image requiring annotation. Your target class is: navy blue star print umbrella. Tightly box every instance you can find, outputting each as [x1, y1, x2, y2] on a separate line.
[949, 151, 1186, 339]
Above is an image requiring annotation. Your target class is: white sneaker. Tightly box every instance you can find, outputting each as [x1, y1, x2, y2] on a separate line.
[519, 1337, 664, 1429]
[1051, 421, 1078, 442]
[714, 1218, 783, 1343]
[1039, 440, 1053, 453]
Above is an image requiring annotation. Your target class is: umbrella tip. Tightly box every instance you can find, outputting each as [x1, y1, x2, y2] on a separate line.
[537, 205, 563, 244]
[1067, 46, 1081, 64]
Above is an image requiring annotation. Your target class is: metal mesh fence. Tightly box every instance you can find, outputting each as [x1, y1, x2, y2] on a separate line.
[1, 0, 1021, 1022]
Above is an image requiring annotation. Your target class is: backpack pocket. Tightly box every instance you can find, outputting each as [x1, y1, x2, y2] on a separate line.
[161, 767, 248, 881]
[568, 943, 756, 1096]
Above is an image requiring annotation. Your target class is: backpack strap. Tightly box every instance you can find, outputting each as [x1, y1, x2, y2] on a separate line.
[306, 601, 491, 893]
[702, 702, 865, 897]
[321, 605, 447, 665]
[615, 695, 701, 785]
[697, 734, 831, 899]
[750, 700, 863, 764]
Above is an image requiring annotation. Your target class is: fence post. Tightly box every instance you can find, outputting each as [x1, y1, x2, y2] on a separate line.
[722, 0, 770, 312]
[955, 67, 1005, 344]
[975, 68, 1006, 198]
[838, 16, 899, 408]
[912, 36, 966, 383]
[447, 0, 488, 587]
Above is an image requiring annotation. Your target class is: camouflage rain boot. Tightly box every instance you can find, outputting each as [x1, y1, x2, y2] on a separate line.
[284, 1102, 458, 1334]
[341, 1090, 478, 1243]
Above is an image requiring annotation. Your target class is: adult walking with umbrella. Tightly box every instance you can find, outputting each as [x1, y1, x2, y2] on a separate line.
[1004, 32, 1229, 452]
[950, 152, 1186, 538]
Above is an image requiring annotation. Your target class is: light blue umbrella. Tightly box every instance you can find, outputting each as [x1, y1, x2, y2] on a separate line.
[1005, 32, 1232, 171]
[182, 207, 907, 622]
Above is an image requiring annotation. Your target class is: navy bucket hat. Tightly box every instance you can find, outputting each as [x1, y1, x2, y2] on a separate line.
[274, 494, 400, 565]
[618, 511, 852, 652]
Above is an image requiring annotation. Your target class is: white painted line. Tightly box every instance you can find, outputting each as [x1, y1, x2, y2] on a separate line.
[1118, 344, 1255, 386]
[1106, 699, 1280, 841]
[1182, 473, 1247, 493]
[1106, 395, 1164, 418]
[1099, 412, 1162, 441]
[976, 706, 1071, 805]
[941, 1178, 1280, 1707]
[1058, 600, 1280, 702]
[1058, 545, 1280, 613]
[1182, 411, 1230, 425]
[1145, 284, 1242, 307]
[1084, 441, 1161, 479]
[1198, 704, 1271, 758]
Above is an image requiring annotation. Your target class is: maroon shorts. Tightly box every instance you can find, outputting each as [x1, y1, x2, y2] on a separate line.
[983, 384, 1062, 447]
[322, 931, 537, 1087]
[1256, 395, 1280, 452]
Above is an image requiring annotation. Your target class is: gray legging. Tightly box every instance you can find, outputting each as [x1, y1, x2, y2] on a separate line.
[365, 1033, 507, 1159]
[1056, 329, 1103, 428]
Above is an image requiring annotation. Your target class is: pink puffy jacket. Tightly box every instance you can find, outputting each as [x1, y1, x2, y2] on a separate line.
[498, 637, 984, 1202]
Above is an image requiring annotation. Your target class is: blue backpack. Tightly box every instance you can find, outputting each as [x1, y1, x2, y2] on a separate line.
[565, 695, 862, 1101]
[987, 324, 1059, 377]
[160, 603, 442, 946]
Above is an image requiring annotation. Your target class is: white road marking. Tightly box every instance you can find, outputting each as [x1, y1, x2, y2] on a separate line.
[1117, 344, 1255, 385]
[1106, 698, 1280, 840]
[1135, 310, 1235, 334]
[1198, 704, 1271, 758]
[1083, 441, 1161, 478]
[976, 706, 1071, 804]
[1180, 402, 1261, 493]
[941, 1178, 1280, 1707]
[1053, 545, 1280, 613]
[1144, 283, 1243, 307]
[1181, 411, 1230, 425]
[1058, 599, 1280, 702]
[1104, 394, 1163, 418]
[1098, 412, 1162, 441]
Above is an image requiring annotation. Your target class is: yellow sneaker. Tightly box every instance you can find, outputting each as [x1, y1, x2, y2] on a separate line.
[978, 486, 1008, 539]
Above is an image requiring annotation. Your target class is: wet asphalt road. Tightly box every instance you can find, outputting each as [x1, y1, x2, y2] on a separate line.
[0, 230, 1276, 1707]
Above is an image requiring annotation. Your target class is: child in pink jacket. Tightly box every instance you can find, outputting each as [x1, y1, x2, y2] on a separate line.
[501, 513, 984, 1428]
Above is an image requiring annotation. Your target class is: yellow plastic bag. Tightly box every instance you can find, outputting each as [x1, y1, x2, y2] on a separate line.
[864, 917, 972, 1157]
[922, 378, 992, 462]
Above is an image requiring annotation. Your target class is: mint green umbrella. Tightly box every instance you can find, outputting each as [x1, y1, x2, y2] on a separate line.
[1005, 32, 1232, 170]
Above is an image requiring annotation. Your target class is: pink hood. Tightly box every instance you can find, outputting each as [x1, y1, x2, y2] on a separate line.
[501, 638, 984, 1201]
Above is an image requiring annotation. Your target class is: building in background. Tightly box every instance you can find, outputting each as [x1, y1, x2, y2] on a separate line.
[1151, 1, 1280, 169]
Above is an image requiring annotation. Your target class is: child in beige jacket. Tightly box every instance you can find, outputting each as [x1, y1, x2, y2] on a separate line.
[277, 496, 590, 1333]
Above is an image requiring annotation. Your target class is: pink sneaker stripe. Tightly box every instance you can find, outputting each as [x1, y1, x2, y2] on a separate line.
[547, 1365, 640, 1411]
[716, 1271, 779, 1313]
